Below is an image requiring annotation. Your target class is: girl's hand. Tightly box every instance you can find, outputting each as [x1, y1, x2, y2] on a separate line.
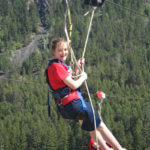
[68, 67, 73, 77]
[74, 58, 85, 76]
[81, 71, 87, 80]
[77, 58, 85, 67]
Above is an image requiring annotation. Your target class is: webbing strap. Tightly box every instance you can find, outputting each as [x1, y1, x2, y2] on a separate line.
[47, 91, 51, 117]
[77, 90, 87, 111]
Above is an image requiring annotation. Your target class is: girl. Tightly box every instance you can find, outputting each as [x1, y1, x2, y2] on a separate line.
[46, 38, 126, 150]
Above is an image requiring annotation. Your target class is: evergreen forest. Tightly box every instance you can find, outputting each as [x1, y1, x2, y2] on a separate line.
[0, 0, 150, 149]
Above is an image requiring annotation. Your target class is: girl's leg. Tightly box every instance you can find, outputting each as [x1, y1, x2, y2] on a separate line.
[78, 120, 83, 125]
[97, 122, 123, 150]
[90, 130, 112, 150]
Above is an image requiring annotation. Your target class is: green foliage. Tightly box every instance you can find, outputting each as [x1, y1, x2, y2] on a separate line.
[0, 0, 150, 150]
[0, 0, 40, 69]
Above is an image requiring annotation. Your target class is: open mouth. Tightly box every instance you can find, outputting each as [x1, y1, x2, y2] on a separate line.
[61, 55, 66, 58]
[60, 56, 67, 60]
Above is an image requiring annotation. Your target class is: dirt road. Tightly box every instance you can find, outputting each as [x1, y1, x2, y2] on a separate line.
[12, 31, 47, 67]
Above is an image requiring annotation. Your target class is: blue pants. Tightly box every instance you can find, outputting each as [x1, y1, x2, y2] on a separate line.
[61, 99, 101, 131]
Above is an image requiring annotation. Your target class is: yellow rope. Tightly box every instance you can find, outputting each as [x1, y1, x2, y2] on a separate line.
[65, 0, 74, 69]
[67, 8, 72, 43]
[64, 1, 98, 149]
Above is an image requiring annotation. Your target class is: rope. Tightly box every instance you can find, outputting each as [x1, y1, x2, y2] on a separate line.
[97, 98, 104, 121]
[64, 0, 82, 75]
[64, 13, 81, 73]
[81, 7, 100, 149]
[85, 81, 99, 150]
[82, 7, 96, 64]
[65, 0, 72, 43]
[64, 2, 99, 149]
[64, 0, 75, 69]
[106, 0, 148, 18]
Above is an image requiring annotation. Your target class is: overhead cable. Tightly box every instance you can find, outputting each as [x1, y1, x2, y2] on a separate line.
[106, 0, 148, 18]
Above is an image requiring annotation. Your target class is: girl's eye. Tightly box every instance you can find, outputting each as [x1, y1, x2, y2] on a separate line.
[58, 48, 68, 52]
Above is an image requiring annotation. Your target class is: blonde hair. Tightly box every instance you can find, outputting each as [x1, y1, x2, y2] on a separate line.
[51, 38, 70, 51]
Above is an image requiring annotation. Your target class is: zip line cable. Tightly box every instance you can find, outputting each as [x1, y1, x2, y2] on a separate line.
[0, 77, 150, 102]
[0, 77, 44, 86]
[106, 0, 148, 18]
[107, 95, 150, 102]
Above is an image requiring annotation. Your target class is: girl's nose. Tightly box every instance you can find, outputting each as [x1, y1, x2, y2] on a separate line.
[62, 50, 66, 55]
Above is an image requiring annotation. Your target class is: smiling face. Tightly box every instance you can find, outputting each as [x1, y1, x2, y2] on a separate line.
[52, 41, 69, 62]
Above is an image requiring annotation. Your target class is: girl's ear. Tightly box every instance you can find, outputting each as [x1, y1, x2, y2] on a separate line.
[51, 49, 55, 56]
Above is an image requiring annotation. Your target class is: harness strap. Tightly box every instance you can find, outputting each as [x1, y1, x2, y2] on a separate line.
[77, 89, 87, 111]
[45, 59, 87, 118]
[45, 59, 72, 117]
[47, 91, 51, 117]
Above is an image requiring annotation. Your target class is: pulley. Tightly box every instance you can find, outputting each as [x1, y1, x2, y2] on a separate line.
[84, 0, 105, 7]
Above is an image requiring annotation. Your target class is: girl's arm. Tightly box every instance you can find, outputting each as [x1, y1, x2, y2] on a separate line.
[63, 72, 87, 90]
